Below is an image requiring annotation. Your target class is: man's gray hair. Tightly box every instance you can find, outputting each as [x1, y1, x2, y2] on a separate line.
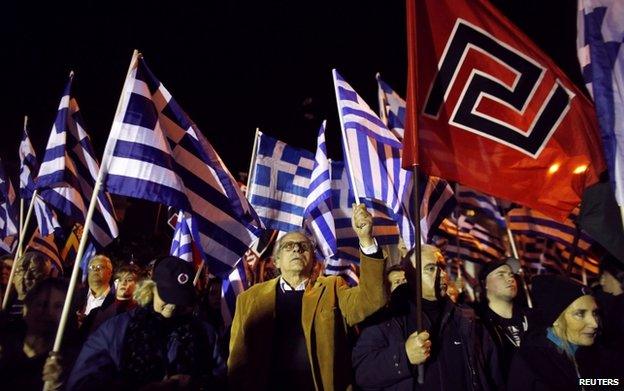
[88, 254, 113, 270]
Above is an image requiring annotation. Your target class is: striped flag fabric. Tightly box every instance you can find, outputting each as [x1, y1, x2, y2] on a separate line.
[102, 53, 263, 276]
[433, 217, 503, 265]
[333, 70, 409, 221]
[248, 132, 315, 233]
[26, 228, 63, 273]
[455, 185, 506, 228]
[303, 121, 337, 259]
[33, 196, 61, 238]
[221, 259, 247, 326]
[36, 74, 118, 251]
[170, 210, 196, 263]
[577, 0, 624, 206]
[0, 160, 18, 254]
[19, 124, 62, 237]
[376, 74, 406, 140]
[19, 125, 39, 200]
[508, 207, 595, 254]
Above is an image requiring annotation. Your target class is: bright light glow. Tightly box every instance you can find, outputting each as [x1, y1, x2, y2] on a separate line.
[548, 163, 560, 174]
[573, 165, 588, 174]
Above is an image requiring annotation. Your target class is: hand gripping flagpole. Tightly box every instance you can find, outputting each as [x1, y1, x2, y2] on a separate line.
[405, 0, 425, 384]
[47, 51, 140, 371]
[332, 69, 361, 205]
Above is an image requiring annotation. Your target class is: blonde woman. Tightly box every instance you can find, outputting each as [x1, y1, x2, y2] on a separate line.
[67, 256, 219, 390]
[508, 275, 613, 390]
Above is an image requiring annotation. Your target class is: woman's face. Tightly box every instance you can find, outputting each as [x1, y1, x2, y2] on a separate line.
[556, 295, 599, 346]
[152, 287, 176, 318]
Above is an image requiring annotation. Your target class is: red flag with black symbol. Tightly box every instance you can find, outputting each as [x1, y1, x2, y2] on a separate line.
[403, 0, 606, 221]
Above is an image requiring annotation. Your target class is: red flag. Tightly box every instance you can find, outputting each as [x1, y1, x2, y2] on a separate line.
[403, 0, 606, 221]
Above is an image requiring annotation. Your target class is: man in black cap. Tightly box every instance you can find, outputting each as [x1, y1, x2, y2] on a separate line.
[477, 257, 528, 381]
[67, 256, 221, 390]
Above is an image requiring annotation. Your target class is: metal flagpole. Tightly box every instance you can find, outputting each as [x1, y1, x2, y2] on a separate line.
[48, 51, 139, 361]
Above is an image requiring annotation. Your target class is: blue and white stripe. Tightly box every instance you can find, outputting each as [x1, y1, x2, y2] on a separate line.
[578, 0, 624, 205]
[33, 196, 61, 237]
[248, 132, 315, 233]
[333, 70, 408, 217]
[19, 126, 39, 200]
[103, 55, 263, 276]
[221, 259, 247, 326]
[170, 210, 196, 263]
[36, 75, 118, 250]
[304, 121, 337, 259]
[376, 74, 406, 140]
[0, 160, 18, 253]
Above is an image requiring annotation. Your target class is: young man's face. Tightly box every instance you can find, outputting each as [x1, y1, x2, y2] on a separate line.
[485, 264, 517, 302]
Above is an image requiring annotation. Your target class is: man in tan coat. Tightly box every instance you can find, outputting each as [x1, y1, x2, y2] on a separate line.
[228, 204, 387, 390]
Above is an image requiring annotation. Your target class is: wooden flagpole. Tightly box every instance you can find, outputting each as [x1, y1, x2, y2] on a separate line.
[49, 51, 139, 362]
[246, 128, 261, 196]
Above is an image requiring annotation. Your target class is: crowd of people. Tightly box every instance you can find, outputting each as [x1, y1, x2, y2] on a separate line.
[0, 204, 622, 390]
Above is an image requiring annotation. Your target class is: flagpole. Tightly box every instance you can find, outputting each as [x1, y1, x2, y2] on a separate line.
[246, 128, 260, 196]
[332, 69, 361, 204]
[2, 187, 39, 311]
[565, 223, 582, 276]
[19, 116, 28, 235]
[49, 51, 139, 363]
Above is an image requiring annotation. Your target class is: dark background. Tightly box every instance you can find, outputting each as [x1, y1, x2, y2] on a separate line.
[0, 0, 583, 260]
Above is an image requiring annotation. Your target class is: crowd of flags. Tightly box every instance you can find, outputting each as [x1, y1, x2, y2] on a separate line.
[0, 0, 622, 326]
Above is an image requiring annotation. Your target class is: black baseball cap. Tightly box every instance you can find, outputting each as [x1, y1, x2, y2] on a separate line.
[152, 256, 196, 306]
[478, 257, 520, 287]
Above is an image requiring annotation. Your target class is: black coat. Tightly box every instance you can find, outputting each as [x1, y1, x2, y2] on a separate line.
[508, 330, 624, 391]
[352, 297, 502, 391]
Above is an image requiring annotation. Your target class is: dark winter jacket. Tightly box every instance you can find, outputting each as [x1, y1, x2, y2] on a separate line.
[352, 296, 502, 391]
[67, 306, 221, 390]
[508, 329, 624, 391]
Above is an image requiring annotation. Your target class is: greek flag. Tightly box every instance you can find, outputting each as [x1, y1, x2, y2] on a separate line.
[434, 217, 502, 265]
[455, 185, 506, 228]
[33, 196, 61, 237]
[329, 160, 400, 261]
[375, 75, 456, 243]
[303, 121, 336, 258]
[578, 0, 624, 205]
[333, 70, 408, 217]
[103, 53, 262, 276]
[19, 126, 39, 200]
[376, 74, 405, 140]
[248, 131, 315, 233]
[0, 160, 18, 254]
[221, 259, 247, 326]
[36, 74, 118, 250]
[170, 210, 196, 263]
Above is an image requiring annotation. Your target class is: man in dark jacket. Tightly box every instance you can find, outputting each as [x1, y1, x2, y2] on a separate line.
[477, 257, 528, 382]
[352, 244, 502, 391]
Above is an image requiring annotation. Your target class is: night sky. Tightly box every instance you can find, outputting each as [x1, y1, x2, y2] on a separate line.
[0, 0, 582, 180]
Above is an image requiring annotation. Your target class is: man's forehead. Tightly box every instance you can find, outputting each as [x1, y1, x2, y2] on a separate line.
[489, 264, 512, 276]
[282, 232, 309, 242]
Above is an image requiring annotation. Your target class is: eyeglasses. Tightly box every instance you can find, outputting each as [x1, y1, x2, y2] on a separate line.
[89, 264, 109, 272]
[280, 241, 312, 252]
